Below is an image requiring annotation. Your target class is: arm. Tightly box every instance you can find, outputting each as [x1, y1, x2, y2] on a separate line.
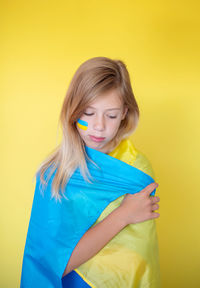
[62, 206, 126, 277]
[62, 182, 159, 277]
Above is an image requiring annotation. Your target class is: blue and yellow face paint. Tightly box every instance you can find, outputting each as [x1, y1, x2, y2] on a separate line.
[77, 119, 88, 131]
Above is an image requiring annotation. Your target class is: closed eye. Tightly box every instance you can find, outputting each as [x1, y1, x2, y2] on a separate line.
[83, 112, 117, 118]
[84, 112, 94, 116]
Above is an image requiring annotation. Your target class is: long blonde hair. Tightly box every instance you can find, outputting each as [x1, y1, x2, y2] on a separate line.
[35, 56, 140, 201]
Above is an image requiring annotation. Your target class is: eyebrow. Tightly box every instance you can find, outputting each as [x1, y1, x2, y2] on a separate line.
[87, 106, 121, 111]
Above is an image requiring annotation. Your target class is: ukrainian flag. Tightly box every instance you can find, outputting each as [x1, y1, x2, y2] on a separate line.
[20, 138, 160, 288]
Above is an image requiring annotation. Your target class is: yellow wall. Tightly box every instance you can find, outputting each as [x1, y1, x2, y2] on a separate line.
[1, 1, 200, 287]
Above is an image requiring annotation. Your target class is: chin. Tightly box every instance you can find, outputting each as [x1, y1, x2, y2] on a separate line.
[88, 141, 105, 150]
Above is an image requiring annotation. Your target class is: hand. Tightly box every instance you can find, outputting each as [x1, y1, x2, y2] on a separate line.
[118, 182, 160, 225]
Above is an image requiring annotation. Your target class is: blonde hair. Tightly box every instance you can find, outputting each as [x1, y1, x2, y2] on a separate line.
[35, 56, 140, 201]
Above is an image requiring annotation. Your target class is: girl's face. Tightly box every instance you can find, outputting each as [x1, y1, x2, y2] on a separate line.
[76, 89, 128, 153]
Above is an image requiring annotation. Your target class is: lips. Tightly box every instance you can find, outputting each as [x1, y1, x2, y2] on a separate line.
[89, 135, 105, 143]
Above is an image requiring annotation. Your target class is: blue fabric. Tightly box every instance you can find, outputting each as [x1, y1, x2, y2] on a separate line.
[20, 145, 156, 288]
[62, 270, 91, 287]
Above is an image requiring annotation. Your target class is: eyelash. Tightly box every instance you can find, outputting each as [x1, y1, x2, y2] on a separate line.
[84, 112, 117, 119]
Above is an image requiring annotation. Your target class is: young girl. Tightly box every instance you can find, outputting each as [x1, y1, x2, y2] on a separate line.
[20, 57, 160, 288]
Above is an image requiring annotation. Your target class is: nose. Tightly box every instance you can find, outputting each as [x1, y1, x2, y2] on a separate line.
[93, 115, 105, 131]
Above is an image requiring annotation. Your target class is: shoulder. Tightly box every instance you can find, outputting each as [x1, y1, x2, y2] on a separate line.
[121, 137, 155, 178]
[133, 148, 155, 179]
[109, 137, 138, 164]
[109, 137, 155, 179]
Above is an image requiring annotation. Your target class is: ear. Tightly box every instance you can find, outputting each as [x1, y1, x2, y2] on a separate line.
[122, 106, 128, 120]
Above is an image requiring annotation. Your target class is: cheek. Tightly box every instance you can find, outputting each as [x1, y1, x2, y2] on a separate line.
[77, 126, 88, 143]
[108, 120, 121, 134]
[77, 118, 88, 131]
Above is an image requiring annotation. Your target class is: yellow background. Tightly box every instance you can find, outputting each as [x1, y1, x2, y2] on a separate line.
[1, 0, 200, 287]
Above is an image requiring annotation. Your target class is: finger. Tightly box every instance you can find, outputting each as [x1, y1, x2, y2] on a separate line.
[152, 212, 160, 219]
[144, 182, 158, 195]
[151, 196, 160, 203]
[152, 204, 159, 211]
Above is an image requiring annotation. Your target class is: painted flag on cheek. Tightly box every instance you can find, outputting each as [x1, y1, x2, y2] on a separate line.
[20, 138, 160, 288]
[77, 118, 88, 130]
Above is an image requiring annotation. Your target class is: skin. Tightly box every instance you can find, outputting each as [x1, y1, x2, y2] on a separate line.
[76, 89, 128, 153]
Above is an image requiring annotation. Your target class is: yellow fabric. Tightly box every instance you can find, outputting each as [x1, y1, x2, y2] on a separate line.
[75, 138, 160, 287]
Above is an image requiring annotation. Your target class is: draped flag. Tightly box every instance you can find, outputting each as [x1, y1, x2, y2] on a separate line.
[20, 138, 160, 288]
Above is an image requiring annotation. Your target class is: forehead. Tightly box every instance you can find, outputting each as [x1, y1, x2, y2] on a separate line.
[88, 89, 123, 109]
